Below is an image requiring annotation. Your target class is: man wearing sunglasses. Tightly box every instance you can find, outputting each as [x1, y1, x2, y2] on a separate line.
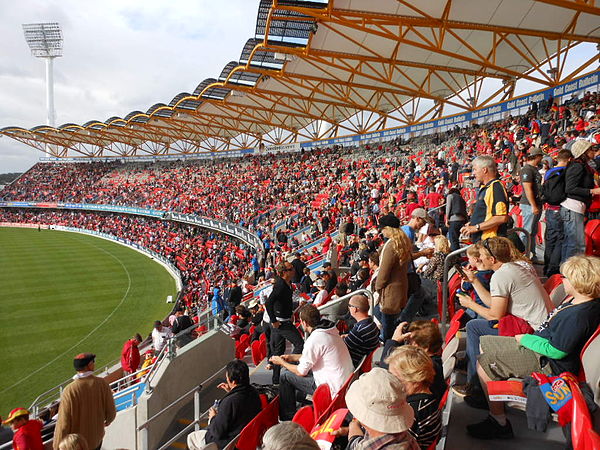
[265, 261, 304, 384]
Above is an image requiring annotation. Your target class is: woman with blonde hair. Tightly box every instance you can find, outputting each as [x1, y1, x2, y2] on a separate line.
[419, 235, 450, 281]
[387, 346, 442, 449]
[374, 214, 412, 340]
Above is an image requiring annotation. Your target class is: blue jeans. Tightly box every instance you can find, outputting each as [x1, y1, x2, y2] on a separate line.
[279, 369, 316, 420]
[520, 203, 541, 257]
[560, 206, 586, 262]
[544, 208, 564, 277]
[466, 319, 499, 383]
[373, 304, 399, 342]
[398, 285, 426, 324]
[448, 220, 466, 252]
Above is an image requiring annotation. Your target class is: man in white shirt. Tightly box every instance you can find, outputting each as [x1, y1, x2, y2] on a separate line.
[270, 304, 353, 421]
[151, 320, 173, 353]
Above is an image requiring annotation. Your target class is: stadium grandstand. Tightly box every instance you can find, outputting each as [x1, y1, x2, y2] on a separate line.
[1, 0, 600, 449]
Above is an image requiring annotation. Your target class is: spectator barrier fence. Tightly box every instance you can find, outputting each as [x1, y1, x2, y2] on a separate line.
[0, 201, 264, 255]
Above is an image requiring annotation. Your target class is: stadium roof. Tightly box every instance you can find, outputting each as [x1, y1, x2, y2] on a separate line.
[2, 0, 600, 157]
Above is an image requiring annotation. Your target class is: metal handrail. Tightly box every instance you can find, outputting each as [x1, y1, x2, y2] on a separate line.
[138, 364, 226, 430]
[441, 246, 471, 336]
[29, 353, 126, 416]
[109, 363, 157, 391]
[143, 341, 172, 393]
[317, 288, 373, 316]
[137, 385, 203, 431]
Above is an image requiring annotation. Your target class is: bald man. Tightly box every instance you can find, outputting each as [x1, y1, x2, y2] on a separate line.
[343, 295, 380, 366]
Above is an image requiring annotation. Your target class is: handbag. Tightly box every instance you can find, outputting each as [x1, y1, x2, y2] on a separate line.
[407, 258, 421, 296]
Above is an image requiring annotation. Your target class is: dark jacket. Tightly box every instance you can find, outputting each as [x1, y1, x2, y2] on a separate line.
[291, 258, 307, 283]
[564, 160, 596, 206]
[205, 384, 261, 449]
[228, 286, 243, 307]
[265, 276, 294, 322]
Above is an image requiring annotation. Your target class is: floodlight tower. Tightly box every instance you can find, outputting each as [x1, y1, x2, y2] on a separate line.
[22, 23, 63, 129]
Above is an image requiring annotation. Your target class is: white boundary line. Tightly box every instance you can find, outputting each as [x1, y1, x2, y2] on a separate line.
[0, 229, 133, 394]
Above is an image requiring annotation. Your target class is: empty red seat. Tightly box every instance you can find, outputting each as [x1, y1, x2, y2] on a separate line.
[312, 383, 332, 423]
[250, 340, 263, 366]
[292, 405, 315, 432]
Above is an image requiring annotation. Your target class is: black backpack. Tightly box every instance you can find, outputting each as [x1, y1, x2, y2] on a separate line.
[541, 166, 567, 206]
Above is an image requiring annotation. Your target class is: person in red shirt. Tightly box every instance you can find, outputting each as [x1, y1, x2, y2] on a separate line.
[3, 408, 43, 450]
[120, 333, 143, 376]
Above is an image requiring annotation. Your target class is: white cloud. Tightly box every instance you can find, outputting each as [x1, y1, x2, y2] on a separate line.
[0, 0, 259, 172]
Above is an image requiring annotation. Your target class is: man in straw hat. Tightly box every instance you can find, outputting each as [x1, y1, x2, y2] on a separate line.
[53, 353, 116, 450]
[2, 407, 43, 450]
[345, 368, 419, 449]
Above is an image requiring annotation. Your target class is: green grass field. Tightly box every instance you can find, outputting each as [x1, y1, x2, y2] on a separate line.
[0, 227, 177, 414]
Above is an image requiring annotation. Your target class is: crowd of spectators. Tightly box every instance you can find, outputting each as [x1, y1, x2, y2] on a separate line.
[0, 209, 253, 311]
[2, 89, 600, 448]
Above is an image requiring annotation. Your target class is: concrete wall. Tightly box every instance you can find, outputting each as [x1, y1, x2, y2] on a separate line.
[102, 330, 234, 449]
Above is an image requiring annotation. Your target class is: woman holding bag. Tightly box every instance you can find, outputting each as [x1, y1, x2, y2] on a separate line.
[374, 214, 412, 341]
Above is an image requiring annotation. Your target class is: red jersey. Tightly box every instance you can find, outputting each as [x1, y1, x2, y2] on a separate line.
[121, 339, 141, 373]
[13, 420, 43, 450]
[425, 192, 443, 208]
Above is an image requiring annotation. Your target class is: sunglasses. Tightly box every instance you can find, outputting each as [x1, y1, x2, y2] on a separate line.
[482, 238, 496, 260]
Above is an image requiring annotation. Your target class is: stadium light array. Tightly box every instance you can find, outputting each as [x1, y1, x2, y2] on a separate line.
[23, 22, 63, 58]
[22, 22, 63, 155]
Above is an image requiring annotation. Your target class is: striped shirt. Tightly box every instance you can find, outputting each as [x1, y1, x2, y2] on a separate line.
[407, 393, 442, 449]
[344, 317, 380, 367]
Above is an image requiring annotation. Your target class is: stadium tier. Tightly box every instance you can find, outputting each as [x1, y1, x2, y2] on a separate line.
[2, 0, 600, 448]
[1, 87, 600, 448]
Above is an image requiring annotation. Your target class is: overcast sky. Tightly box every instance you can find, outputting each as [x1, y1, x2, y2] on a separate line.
[0, 0, 258, 172]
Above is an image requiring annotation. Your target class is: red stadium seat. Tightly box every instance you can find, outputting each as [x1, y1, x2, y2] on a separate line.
[250, 340, 263, 366]
[292, 405, 315, 432]
[567, 375, 600, 450]
[543, 273, 563, 295]
[444, 309, 465, 345]
[312, 383, 332, 423]
[359, 347, 378, 374]
[235, 396, 279, 450]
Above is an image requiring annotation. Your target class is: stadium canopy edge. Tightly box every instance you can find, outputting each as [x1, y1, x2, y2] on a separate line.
[1, 0, 599, 158]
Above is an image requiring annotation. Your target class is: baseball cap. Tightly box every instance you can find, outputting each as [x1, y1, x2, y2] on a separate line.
[411, 208, 434, 224]
[2, 408, 29, 424]
[528, 147, 544, 157]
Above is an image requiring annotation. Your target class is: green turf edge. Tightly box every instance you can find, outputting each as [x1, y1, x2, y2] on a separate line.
[0, 227, 178, 414]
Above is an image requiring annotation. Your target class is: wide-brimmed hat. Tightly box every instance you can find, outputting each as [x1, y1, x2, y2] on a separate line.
[571, 139, 593, 159]
[345, 368, 415, 434]
[2, 408, 29, 424]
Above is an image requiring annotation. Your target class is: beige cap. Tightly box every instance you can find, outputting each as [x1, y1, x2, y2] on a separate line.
[345, 368, 415, 434]
[411, 207, 434, 224]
